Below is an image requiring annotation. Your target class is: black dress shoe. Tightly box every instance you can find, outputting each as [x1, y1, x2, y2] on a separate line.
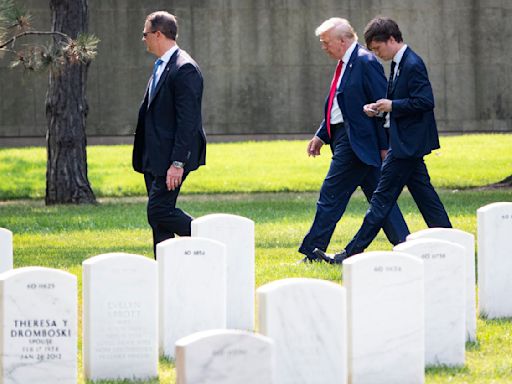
[296, 256, 321, 264]
[313, 248, 348, 265]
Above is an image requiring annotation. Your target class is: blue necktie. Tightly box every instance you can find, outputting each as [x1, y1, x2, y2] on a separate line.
[150, 59, 163, 98]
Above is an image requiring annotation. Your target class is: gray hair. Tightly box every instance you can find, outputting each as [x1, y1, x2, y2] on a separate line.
[315, 18, 358, 41]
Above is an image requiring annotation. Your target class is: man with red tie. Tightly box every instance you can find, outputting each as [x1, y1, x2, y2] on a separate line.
[298, 18, 409, 263]
[317, 17, 452, 264]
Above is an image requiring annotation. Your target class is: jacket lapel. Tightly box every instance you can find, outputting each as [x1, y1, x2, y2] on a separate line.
[389, 47, 410, 95]
[338, 44, 358, 94]
[148, 48, 180, 107]
[142, 77, 151, 108]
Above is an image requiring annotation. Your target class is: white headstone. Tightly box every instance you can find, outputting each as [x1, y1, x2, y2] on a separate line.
[394, 239, 466, 366]
[344, 252, 424, 384]
[0, 228, 13, 273]
[0, 267, 77, 384]
[478, 202, 512, 318]
[175, 329, 274, 384]
[258, 278, 347, 384]
[82, 253, 158, 381]
[407, 228, 476, 342]
[191, 214, 255, 330]
[157, 237, 227, 359]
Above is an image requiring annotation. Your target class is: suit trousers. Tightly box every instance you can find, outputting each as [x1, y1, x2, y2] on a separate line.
[345, 151, 452, 255]
[299, 125, 409, 259]
[144, 172, 193, 257]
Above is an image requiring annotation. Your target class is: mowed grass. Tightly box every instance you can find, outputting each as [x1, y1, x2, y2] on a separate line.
[1, 190, 512, 383]
[0, 135, 512, 383]
[0, 133, 511, 199]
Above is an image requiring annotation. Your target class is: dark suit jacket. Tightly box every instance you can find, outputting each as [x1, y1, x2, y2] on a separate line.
[388, 47, 440, 158]
[316, 44, 388, 168]
[133, 48, 206, 176]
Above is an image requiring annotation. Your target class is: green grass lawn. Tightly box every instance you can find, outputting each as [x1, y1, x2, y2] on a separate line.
[0, 135, 512, 383]
[0, 134, 511, 199]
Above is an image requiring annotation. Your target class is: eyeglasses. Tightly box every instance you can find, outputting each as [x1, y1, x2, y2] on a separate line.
[142, 31, 156, 38]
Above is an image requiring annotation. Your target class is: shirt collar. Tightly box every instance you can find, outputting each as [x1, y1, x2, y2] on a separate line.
[341, 41, 357, 64]
[393, 44, 408, 66]
[159, 45, 179, 65]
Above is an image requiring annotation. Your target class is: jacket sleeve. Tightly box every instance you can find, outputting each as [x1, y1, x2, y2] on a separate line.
[364, 58, 388, 150]
[171, 63, 203, 164]
[315, 119, 330, 144]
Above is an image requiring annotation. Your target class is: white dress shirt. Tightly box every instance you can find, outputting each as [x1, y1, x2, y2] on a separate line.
[330, 41, 358, 124]
[149, 45, 179, 99]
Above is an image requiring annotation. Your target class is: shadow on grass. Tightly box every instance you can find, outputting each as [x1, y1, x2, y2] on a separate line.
[160, 355, 176, 365]
[478, 316, 512, 324]
[425, 365, 470, 376]
[465, 340, 480, 351]
[15, 245, 153, 269]
[82, 357, 175, 383]
[85, 378, 160, 384]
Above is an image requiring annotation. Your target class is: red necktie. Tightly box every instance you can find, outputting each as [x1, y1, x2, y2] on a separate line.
[326, 60, 344, 138]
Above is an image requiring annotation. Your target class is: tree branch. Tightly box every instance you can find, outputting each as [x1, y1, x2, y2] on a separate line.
[0, 30, 70, 49]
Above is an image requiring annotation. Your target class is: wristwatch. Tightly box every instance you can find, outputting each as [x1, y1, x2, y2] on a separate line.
[172, 161, 185, 169]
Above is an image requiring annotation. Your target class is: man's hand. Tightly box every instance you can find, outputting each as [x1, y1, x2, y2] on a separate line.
[363, 103, 379, 117]
[375, 98, 393, 113]
[166, 165, 184, 191]
[380, 149, 388, 161]
[307, 136, 324, 157]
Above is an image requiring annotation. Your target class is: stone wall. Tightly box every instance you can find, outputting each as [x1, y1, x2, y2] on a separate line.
[0, 0, 510, 145]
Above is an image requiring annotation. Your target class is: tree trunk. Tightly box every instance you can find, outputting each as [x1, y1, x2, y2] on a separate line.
[45, 0, 96, 204]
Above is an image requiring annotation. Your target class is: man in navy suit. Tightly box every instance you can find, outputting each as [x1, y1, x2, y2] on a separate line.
[133, 11, 206, 256]
[298, 18, 409, 263]
[317, 17, 452, 264]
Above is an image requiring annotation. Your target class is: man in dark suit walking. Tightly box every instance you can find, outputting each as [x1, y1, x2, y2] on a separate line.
[133, 11, 206, 256]
[298, 18, 409, 263]
[317, 16, 451, 264]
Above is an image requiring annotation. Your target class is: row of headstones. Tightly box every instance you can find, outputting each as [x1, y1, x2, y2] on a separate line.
[0, 202, 511, 383]
[0, 250, 452, 383]
[180, 201, 512, 384]
[0, 245, 489, 384]
[2, 201, 510, 320]
[176, 213, 506, 384]
[0, 213, 255, 384]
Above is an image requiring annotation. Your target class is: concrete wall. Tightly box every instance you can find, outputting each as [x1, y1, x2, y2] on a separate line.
[1, 0, 511, 145]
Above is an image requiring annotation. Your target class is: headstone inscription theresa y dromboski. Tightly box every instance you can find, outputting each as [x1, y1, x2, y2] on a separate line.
[0, 267, 77, 384]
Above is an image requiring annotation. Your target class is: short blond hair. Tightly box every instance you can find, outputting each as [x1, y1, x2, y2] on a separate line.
[315, 18, 358, 41]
